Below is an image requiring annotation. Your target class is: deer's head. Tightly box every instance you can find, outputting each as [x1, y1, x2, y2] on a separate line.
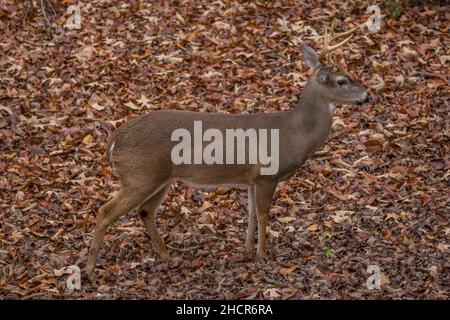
[301, 20, 372, 106]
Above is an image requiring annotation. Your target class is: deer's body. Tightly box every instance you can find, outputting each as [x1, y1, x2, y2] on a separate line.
[85, 43, 371, 279]
[108, 86, 333, 188]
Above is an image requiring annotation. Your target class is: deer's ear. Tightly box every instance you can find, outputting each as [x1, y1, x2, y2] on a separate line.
[300, 45, 319, 69]
[316, 66, 333, 84]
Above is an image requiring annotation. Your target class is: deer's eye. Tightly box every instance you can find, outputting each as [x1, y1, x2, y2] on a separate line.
[337, 79, 348, 86]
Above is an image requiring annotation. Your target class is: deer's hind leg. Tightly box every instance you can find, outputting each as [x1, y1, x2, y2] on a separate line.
[138, 183, 171, 261]
[86, 175, 168, 279]
[86, 188, 144, 279]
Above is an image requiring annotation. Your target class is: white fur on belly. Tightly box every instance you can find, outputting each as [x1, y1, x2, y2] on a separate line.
[108, 142, 115, 159]
[328, 103, 336, 113]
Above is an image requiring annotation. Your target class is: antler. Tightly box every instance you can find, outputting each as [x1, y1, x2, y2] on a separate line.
[318, 19, 362, 66]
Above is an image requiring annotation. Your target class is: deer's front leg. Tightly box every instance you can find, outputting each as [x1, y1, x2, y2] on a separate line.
[254, 181, 277, 259]
[245, 184, 256, 257]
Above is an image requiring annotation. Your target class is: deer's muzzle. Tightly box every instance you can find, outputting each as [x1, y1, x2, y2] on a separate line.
[356, 93, 372, 105]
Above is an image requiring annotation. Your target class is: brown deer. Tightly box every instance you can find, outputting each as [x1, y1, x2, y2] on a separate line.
[86, 21, 372, 279]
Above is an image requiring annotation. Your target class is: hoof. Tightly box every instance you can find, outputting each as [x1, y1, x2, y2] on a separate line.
[85, 264, 96, 282]
[244, 247, 255, 258]
[86, 270, 96, 283]
[256, 251, 269, 260]
[159, 251, 170, 262]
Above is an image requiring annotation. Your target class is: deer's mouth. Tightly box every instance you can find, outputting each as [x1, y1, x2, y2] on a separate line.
[356, 93, 373, 105]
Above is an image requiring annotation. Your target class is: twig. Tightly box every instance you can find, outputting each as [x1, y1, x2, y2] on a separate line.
[39, 0, 51, 30]
[47, 0, 57, 15]
[166, 240, 207, 252]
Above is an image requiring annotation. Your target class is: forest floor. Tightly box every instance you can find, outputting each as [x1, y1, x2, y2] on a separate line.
[0, 0, 448, 299]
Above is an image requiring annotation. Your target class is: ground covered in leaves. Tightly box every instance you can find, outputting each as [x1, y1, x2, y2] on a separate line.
[0, 0, 449, 299]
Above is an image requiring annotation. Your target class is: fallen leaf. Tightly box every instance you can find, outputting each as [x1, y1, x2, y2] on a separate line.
[279, 265, 298, 275]
[124, 101, 142, 110]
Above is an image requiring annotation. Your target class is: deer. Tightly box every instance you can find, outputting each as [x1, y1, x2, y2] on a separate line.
[86, 21, 372, 279]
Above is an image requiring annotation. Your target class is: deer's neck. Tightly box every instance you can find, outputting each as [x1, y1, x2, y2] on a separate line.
[286, 83, 334, 162]
[294, 83, 334, 129]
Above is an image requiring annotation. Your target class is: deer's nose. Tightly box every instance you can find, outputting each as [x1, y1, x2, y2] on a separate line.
[356, 93, 372, 105]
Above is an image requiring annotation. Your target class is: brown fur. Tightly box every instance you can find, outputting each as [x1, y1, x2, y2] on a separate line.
[85, 46, 370, 279]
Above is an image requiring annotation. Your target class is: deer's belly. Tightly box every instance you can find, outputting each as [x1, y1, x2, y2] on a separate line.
[174, 163, 261, 186]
